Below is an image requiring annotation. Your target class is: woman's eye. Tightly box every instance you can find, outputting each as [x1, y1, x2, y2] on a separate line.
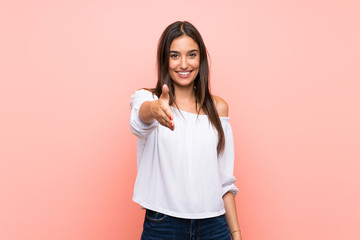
[170, 54, 178, 58]
[189, 53, 197, 57]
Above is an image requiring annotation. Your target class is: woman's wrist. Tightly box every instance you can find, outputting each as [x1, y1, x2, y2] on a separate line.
[147, 100, 160, 123]
[230, 229, 242, 240]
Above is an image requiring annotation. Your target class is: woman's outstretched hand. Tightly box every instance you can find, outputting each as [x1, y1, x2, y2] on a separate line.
[150, 84, 174, 131]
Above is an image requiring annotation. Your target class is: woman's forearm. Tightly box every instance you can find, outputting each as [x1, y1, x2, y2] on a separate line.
[139, 101, 156, 124]
[223, 191, 242, 240]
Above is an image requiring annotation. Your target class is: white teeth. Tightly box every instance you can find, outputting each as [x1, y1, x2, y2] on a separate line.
[178, 71, 190, 75]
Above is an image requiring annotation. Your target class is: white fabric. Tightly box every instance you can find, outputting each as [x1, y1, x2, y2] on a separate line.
[129, 89, 239, 219]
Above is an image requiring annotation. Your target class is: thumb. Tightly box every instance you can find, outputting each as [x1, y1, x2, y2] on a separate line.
[160, 84, 170, 102]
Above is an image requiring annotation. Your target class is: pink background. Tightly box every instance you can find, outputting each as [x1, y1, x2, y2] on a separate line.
[1, 0, 359, 239]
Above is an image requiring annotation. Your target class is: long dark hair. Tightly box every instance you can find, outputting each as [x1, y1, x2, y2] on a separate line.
[151, 21, 225, 154]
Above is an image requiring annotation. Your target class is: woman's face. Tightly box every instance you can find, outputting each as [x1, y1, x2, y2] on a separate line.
[168, 35, 200, 89]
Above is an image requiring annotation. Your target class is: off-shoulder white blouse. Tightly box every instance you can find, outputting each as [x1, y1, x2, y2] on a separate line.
[129, 89, 238, 219]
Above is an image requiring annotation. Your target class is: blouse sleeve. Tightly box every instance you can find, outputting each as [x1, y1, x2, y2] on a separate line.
[129, 89, 159, 138]
[218, 117, 239, 197]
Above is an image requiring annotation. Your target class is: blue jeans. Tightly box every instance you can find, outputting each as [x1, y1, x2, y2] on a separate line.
[141, 209, 232, 240]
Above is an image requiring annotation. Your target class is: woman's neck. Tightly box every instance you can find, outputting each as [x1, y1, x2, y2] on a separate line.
[173, 84, 195, 104]
[172, 84, 204, 113]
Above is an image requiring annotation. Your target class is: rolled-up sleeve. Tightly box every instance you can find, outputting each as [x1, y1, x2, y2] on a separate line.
[218, 117, 239, 197]
[130, 89, 159, 137]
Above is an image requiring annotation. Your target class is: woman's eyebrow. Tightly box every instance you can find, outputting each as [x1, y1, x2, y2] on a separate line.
[169, 49, 199, 53]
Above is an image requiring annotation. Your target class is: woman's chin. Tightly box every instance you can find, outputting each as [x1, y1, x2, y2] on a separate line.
[172, 80, 195, 89]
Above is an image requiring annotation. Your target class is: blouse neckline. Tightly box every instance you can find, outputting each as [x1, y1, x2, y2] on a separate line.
[170, 106, 230, 120]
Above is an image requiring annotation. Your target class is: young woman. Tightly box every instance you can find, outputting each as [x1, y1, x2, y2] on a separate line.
[130, 21, 242, 240]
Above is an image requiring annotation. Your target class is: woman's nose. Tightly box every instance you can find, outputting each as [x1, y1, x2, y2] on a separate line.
[180, 57, 188, 69]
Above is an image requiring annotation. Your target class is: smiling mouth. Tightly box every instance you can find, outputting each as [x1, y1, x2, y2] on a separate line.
[177, 71, 192, 74]
[176, 71, 192, 78]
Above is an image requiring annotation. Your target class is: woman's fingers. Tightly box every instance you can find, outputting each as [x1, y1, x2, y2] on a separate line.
[150, 85, 174, 131]
[160, 84, 170, 102]
[161, 118, 173, 130]
[162, 107, 174, 130]
[157, 85, 173, 130]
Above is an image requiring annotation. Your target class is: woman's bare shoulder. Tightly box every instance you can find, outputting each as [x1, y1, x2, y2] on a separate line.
[212, 95, 229, 117]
